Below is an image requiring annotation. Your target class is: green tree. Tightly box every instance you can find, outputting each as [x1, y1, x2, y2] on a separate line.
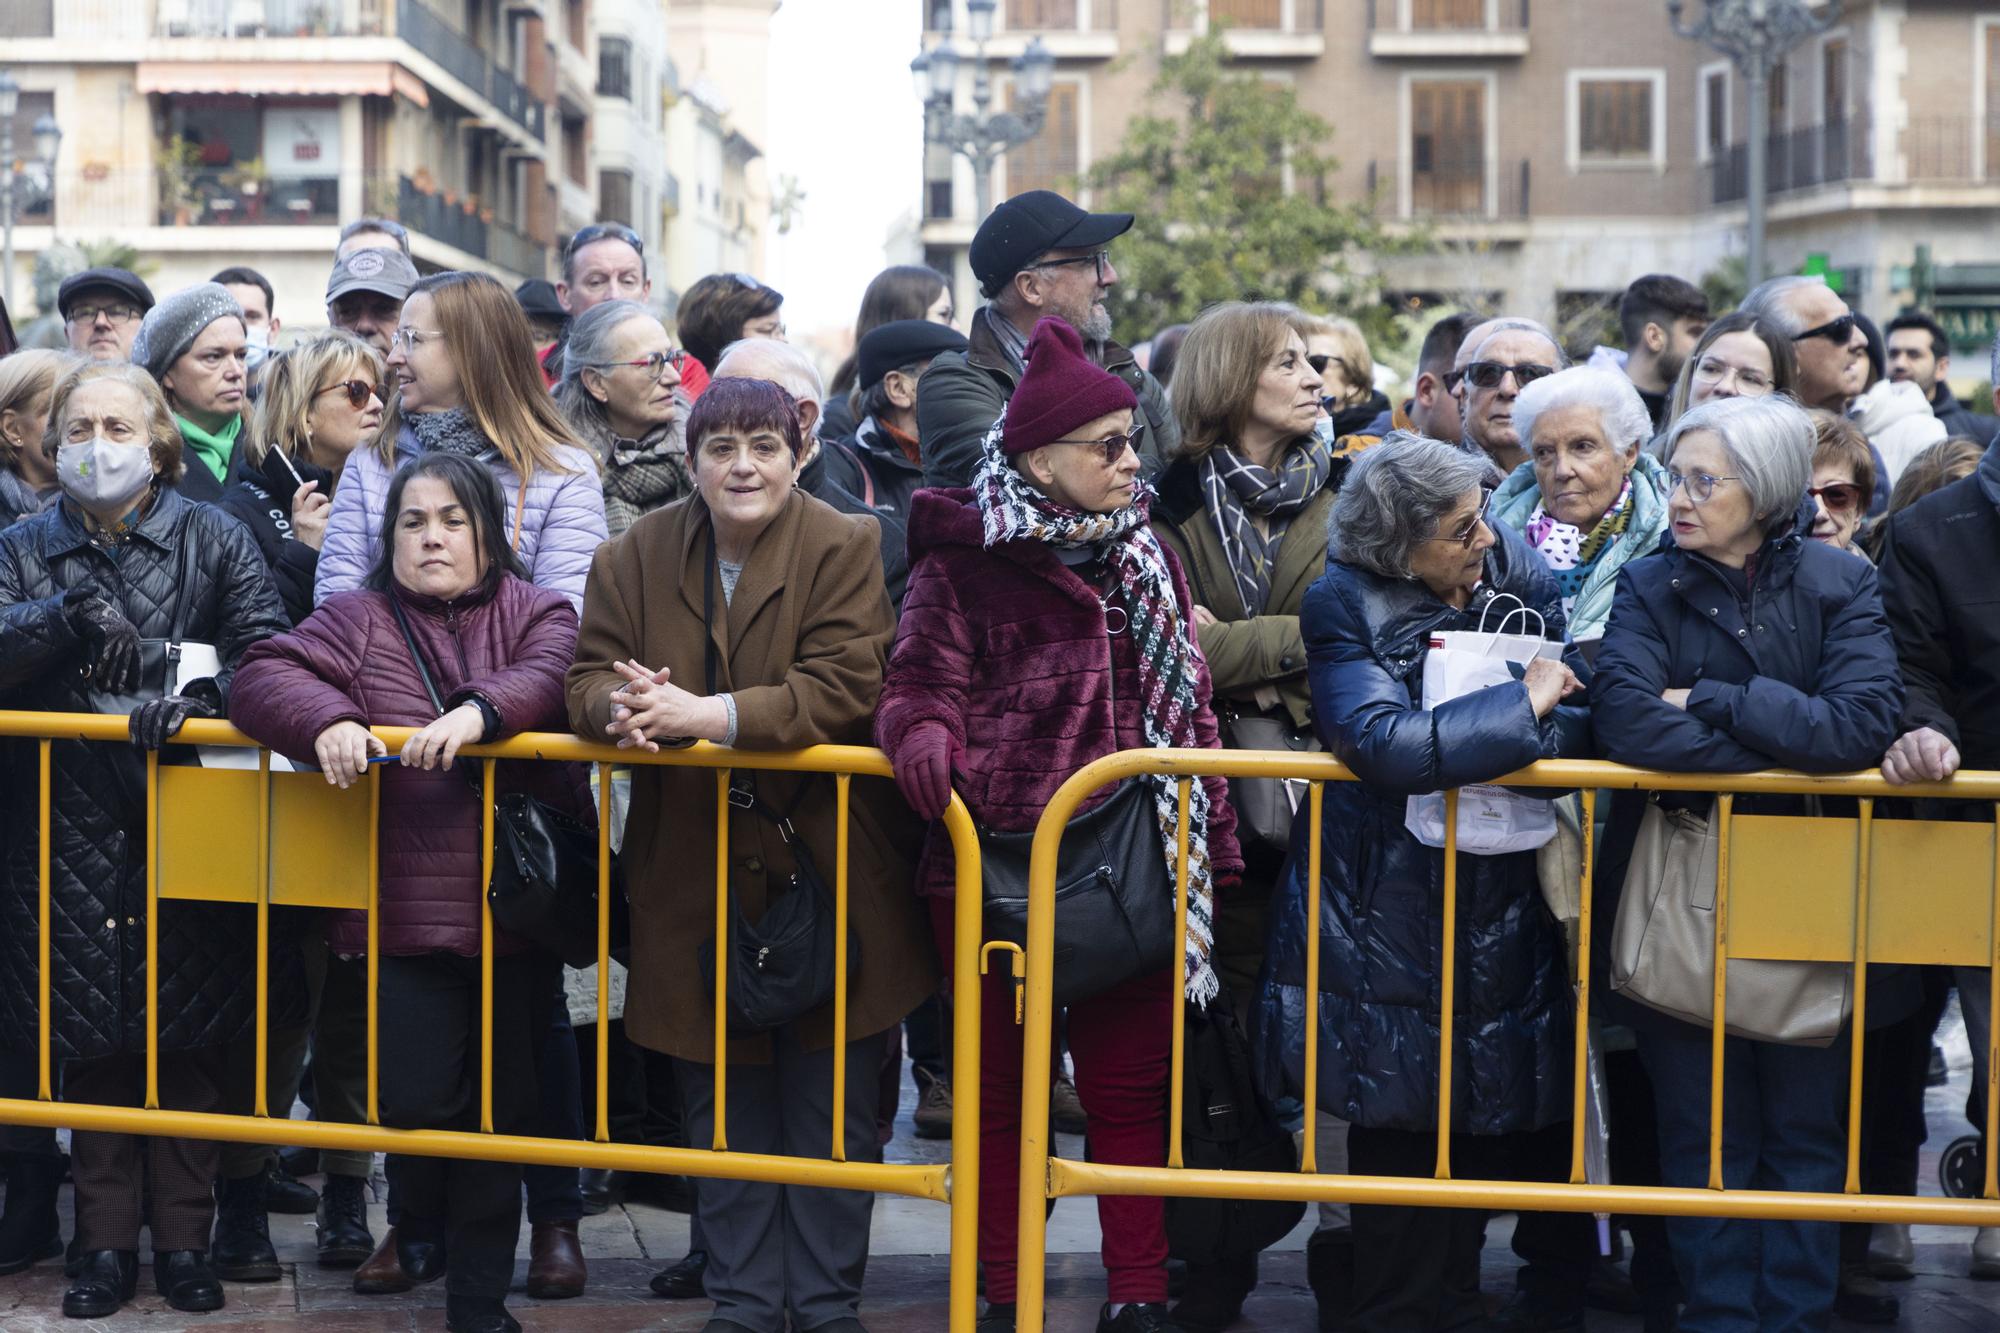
[1084, 31, 1407, 341]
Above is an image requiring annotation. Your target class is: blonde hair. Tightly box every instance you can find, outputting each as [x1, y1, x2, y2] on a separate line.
[248, 331, 385, 467]
[1887, 437, 1984, 514]
[43, 361, 185, 485]
[1170, 301, 1317, 460]
[1296, 313, 1374, 405]
[378, 271, 585, 475]
[0, 349, 81, 471]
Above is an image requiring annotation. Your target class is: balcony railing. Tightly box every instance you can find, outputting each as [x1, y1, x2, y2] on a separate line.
[159, 169, 339, 225]
[396, 173, 488, 256]
[1711, 117, 1868, 204]
[1002, 0, 1117, 30]
[1368, 0, 1528, 27]
[1367, 155, 1531, 220]
[490, 64, 547, 140]
[396, 0, 546, 140]
[156, 0, 388, 37]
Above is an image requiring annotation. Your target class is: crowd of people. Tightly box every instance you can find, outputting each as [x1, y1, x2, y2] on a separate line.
[0, 186, 1993, 1333]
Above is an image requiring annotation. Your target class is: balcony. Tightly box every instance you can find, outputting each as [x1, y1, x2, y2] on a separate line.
[1368, 155, 1532, 222]
[396, 0, 546, 141]
[1711, 118, 1868, 205]
[1165, 1, 1325, 59]
[1366, 0, 1530, 58]
[155, 0, 388, 36]
[157, 168, 339, 225]
[984, 0, 1118, 59]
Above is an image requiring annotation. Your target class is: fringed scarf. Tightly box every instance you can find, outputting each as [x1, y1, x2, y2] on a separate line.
[1200, 433, 1335, 615]
[1525, 476, 1635, 613]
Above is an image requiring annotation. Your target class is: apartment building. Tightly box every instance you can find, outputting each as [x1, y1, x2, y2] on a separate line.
[658, 0, 774, 311]
[918, 1, 2000, 354]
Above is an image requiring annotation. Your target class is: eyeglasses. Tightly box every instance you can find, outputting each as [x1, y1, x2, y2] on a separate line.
[592, 349, 686, 378]
[565, 222, 644, 262]
[1462, 360, 1556, 391]
[1666, 469, 1742, 504]
[1048, 424, 1145, 466]
[66, 303, 144, 326]
[389, 327, 445, 352]
[1031, 250, 1113, 284]
[1794, 312, 1857, 345]
[1808, 482, 1863, 514]
[316, 379, 380, 409]
[1691, 356, 1774, 393]
[1430, 488, 1495, 548]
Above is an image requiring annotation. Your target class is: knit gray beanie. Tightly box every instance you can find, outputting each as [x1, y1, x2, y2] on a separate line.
[130, 282, 245, 382]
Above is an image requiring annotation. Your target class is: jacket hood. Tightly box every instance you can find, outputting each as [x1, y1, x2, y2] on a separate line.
[1850, 379, 1938, 435]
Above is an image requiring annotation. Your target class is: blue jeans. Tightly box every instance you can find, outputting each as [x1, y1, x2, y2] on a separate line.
[1638, 1019, 1847, 1332]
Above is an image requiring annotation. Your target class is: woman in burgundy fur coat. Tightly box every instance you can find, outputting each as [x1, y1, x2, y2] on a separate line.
[877, 318, 1242, 1333]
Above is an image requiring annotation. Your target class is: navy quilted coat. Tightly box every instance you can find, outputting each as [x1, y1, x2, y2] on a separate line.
[1252, 523, 1586, 1136]
[0, 490, 290, 1060]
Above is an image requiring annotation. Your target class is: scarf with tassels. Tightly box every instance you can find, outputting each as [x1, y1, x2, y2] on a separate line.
[1525, 476, 1635, 613]
[1200, 431, 1335, 616]
[972, 413, 1219, 1006]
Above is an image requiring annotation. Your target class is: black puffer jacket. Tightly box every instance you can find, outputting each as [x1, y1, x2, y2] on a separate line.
[217, 450, 336, 626]
[0, 489, 292, 1060]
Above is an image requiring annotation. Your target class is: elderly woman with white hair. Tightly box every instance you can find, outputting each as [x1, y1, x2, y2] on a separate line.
[1254, 433, 1592, 1332]
[1491, 366, 1672, 652]
[1592, 393, 1903, 1332]
[551, 299, 690, 539]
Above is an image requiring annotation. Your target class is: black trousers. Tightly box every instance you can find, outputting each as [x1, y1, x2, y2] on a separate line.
[377, 950, 557, 1301]
[0, 1045, 59, 1159]
[1345, 1121, 1593, 1332]
[1840, 972, 1953, 1265]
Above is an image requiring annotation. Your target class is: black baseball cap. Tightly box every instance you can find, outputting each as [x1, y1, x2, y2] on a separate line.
[57, 267, 155, 320]
[514, 279, 566, 322]
[970, 190, 1134, 297]
[857, 319, 970, 391]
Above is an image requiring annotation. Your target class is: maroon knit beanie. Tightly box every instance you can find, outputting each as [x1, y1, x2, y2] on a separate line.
[1000, 317, 1139, 457]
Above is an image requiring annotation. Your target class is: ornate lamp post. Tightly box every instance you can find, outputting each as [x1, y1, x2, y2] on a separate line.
[911, 0, 1056, 225]
[1668, 0, 1839, 287]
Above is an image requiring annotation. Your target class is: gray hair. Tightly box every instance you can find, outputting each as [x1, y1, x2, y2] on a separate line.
[1661, 393, 1813, 533]
[552, 299, 659, 428]
[1457, 316, 1567, 371]
[1514, 366, 1652, 455]
[1738, 275, 1826, 338]
[714, 337, 825, 413]
[1329, 431, 1494, 579]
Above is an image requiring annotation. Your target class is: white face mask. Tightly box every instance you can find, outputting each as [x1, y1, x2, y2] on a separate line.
[56, 436, 153, 513]
[243, 324, 271, 371]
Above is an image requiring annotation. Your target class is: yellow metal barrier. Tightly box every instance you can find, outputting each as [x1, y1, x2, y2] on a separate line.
[0, 712, 984, 1333]
[1010, 748, 2000, 1326]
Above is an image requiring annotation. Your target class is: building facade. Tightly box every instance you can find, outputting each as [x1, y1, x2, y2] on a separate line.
[918, 1, 2000, 361]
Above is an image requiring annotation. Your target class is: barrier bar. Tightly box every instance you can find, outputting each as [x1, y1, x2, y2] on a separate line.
[712, 768, 730, 1153]
[1569, 789, 1598, 1184]
[1709, 794, 1733, 1192]
[1435, 788, 1459, 1178]
[145, 749, 159, 1110]
[1168, 777, 1191, 1170]
[944, 796, 983, 1333]
[1300, 780, 1323, 1173]
[595, 761, 613, 1144]
[35, 738, 49, 1101]
[1989, 801, 1999, 1201]
[1844, 800, 1875, 1194]
[254, 749, 271, 1118]
[365, 764, 380, 1125]
[479, 758, 495, 1134]
[832, 772, 851, 1163]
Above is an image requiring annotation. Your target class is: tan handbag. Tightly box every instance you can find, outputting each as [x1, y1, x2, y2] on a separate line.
[1609, 798, 1851, 1047]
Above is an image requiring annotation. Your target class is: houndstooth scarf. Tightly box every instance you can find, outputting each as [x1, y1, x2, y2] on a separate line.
[1200, 432, 1334, 616]
[973, 415, 1220, 1006]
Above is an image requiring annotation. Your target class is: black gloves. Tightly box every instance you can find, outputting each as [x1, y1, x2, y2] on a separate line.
[129, 690, 218, 751]
[65, 593, 140, 694]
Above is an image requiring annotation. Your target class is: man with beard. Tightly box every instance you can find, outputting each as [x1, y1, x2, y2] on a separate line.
[1740, 275, 1867, 412]
[1618, 274, 1709, 429]
[917, 189, 1178, 487]
[1450, 316, 1566, 483]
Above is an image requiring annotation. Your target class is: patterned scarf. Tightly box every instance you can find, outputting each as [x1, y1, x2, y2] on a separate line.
[1525, 476, 1634, 611]
[408, 407, 493, 459]
[1200, 432, 1335, 616]
[973, 416, 1220, 1006]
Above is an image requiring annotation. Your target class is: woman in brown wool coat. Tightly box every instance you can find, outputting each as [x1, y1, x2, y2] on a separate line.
[565, 375, 935, 1333]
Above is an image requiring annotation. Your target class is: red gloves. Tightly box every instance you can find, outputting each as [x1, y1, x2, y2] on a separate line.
[893, 722, 959, 821]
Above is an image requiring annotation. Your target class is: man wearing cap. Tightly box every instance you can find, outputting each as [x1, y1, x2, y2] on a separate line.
[59, 268, 155, 363]
[132, 283, 251, 504]
[917, 189, 1176, 490]
[325, 246, 418, 359]
[515, 278, 568, 348]
[841, 318, 968, 520]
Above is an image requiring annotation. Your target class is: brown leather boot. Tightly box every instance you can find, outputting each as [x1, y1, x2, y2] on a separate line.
[526, 1219, 586, 1299]
[352, 1226, 411, 1295]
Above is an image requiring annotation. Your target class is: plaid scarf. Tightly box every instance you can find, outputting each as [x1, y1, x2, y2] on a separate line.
[973, 416, 1219, 1005]
[1200, 433, 1335, 616]
[1525, 476, 1634, 612]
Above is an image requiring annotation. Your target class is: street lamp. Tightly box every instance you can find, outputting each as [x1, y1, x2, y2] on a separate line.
[913, 5, 1057, 225]
[0, 68, 61, 314]
[1669, 0, 1840, 287]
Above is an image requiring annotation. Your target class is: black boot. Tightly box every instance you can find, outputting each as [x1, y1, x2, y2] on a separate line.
[0, 1153, 64, 1274]
[445, 1290, 522, 1333]
[154, 1249, 226, 1313]
[210, 1171, 281, 1282]
[648, 1249, 708, 1298]
[315, 1171, 375, 1268]
[579, 1167, 614, 1216]
[1170, 1252, 1258, 1332]
[62, 1249, 137, 1319]
[263, 1159, 319, 1214]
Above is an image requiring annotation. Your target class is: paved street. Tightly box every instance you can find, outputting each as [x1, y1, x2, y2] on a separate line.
[5, 1004, 2000, 1330]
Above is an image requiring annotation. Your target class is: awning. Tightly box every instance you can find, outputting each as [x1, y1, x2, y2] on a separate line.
[136, 62, 430, 107]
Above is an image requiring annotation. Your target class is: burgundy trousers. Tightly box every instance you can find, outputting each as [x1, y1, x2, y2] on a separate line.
[930, 898, 1173, 1304]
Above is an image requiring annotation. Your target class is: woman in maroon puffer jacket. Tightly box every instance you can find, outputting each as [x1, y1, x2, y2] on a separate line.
[877, 318, 1242, 1333]
[229, 452, 586, 1333]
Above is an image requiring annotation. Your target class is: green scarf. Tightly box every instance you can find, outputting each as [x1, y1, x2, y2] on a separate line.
[176, 412, 242, 483]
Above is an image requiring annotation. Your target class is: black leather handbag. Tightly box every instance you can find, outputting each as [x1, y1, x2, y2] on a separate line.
[390, 596, 626, 969]
[980, 776, 1176, 1010]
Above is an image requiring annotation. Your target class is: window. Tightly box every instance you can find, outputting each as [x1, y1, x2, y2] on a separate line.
[1410, 0, 1484, 29]
[1822, 36, 1847, 123]
[598, 36, 632, 100]
[1409, 79, 1485, 214]
[6, 92, 54, 222]
[565, 0, 587, 52]
[1768, 60, 1788, 129]
[1570, 72, 1663, 170]
[1699, 65, 1728, 163]
[562, 112, 588, 187]
[599, 169, 633, 223]
[0, 0, 52, 38]
[1987, 24, 2000, 179]
[1005, 82, 1080, 197]
[1007, 0, 1077, 26]
[1210, 0, 1282, 27]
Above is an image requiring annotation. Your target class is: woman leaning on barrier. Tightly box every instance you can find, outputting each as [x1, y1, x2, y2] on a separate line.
[1590, 393, 1904, 1331]
[1250, 432, 1593, 1333]
[877, 318, 1244, 1333]
[565, 376, 935, 1332]
[0, 360, 290, 1319]
[230, 451, 590, 1333]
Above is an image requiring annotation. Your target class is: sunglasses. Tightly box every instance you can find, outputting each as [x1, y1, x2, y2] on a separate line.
[1794, 312, 1857, 345]
[1462, 360, 1556, 390]
[316, 379, 379, 409]
[1049, 424, 1145, 466]
[1306, 353, 1353, 380]
[1808, 482, 1863, 514]
[565, 222, 645, 261]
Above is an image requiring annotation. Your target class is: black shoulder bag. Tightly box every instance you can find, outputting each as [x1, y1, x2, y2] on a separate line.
[691, 533, 857, 1034]
[389, 595, 626, 970]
